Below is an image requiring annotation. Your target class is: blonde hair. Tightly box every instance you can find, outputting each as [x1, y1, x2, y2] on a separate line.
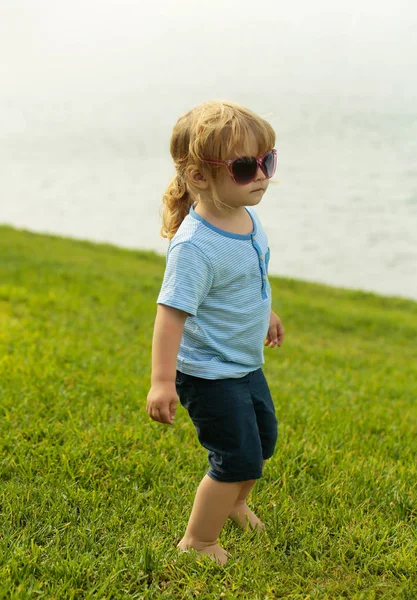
[160, 100, 276, 240]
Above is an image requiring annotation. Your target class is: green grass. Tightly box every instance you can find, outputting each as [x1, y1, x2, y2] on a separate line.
[0, 223, 416, 599]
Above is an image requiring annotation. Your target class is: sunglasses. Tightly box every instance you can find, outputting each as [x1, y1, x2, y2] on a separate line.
[201, 148, 277, 185]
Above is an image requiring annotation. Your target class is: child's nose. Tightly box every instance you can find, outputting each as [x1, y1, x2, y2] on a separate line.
[255, 165, 266, 180]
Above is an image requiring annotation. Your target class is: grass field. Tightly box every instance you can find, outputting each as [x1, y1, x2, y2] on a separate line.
[0, 224, 416, 599]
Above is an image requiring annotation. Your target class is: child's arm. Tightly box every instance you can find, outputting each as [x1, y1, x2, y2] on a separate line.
[146, 304, 189, 425]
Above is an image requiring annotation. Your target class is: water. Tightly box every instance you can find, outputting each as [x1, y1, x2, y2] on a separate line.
[1, 102, 416, 301]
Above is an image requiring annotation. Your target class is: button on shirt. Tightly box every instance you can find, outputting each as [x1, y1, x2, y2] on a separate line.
[157, 203, 272, 379]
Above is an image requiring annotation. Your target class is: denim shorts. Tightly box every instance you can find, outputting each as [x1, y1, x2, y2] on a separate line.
[175, 368, 278, 483]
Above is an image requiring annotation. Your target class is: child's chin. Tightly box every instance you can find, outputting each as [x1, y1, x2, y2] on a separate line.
[247, 195, 263, 204]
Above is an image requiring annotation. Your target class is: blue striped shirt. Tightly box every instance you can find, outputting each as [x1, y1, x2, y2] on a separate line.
[157, 202, 272, 379]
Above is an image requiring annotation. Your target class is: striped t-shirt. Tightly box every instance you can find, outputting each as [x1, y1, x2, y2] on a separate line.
[157, 202, 272, 379]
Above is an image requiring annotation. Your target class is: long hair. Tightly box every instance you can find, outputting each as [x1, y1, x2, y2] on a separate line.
[160, 100, 276, 240]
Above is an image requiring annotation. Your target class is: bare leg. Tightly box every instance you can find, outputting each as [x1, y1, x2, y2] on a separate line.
[177, 474, 244, 564]
[228, 460, 266, 530]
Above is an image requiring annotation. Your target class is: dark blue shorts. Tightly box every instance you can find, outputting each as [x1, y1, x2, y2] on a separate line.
[175, 368, 278, 483]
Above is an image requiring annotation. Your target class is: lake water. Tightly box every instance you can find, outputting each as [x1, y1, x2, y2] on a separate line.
[1, 104, 416, 301]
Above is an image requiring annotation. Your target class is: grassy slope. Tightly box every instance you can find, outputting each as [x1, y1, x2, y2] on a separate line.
[0, 224, 416, 599]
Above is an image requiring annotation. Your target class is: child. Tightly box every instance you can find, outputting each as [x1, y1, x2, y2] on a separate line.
[146, 100, 285, 565]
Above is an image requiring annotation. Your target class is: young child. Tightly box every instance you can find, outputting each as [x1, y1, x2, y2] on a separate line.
[146, 100, 284, 565]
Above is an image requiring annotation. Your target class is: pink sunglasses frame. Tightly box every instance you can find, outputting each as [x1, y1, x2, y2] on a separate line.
[200, 148, 277, 185]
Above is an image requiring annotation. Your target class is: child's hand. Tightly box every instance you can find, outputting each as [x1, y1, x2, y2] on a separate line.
[146, 382, 178, 425]
[265, 311, 285, 348]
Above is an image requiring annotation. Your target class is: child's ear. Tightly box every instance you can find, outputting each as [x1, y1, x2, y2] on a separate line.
[186, 166, 209, 190]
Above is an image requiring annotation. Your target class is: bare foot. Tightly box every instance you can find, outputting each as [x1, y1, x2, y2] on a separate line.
[177, 538, 231, 565]
[229, 502, 264, 531]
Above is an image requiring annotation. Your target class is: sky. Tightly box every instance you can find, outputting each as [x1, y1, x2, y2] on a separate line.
[1, 0, 416, 143]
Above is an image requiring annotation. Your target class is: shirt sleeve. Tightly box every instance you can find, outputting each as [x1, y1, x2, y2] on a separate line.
[156, 242, 214, 317]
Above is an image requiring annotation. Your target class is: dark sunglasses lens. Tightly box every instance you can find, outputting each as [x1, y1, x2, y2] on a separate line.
[232, 157, 258, 184]
[262, 150, 276, 178]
